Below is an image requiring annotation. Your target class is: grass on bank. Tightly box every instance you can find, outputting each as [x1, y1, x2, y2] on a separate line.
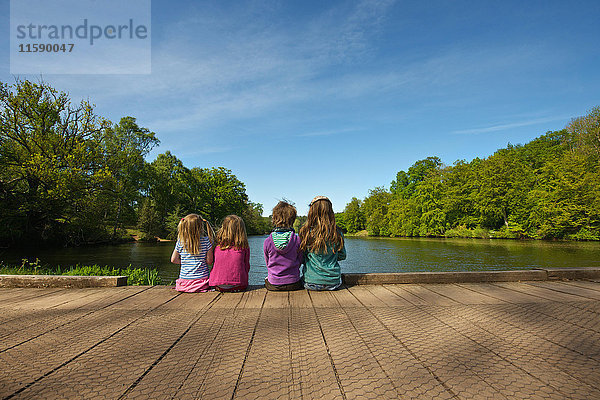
[346, 226, 599, 241]
[0, 259, 161, 285]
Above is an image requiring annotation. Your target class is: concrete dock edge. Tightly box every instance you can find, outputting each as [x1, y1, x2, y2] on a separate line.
[541, 267, 600, 280]
[0, 275, 128, 288]
[342, 268, 600, 285]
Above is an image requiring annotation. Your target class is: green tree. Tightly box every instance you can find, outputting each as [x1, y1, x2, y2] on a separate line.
[362, 187, 392, 236]
[196, 167, 248, 224]
[0, 79, 112, 244]
[475, 146, 533, 230]
[566, 106, 600, 161]
[390, 157, 442, 198]
[242, 202, 270, 235]
[103, 117, 159, 239]
[342, 197, 365, 233]
[137, 198, 162, 240]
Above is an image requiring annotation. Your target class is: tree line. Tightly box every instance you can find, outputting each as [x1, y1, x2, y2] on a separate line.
[337, 107, 600, 240]
[0, 79, 269, 247]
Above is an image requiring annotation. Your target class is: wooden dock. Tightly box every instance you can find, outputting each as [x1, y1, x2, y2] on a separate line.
[2, 281, 600, 399]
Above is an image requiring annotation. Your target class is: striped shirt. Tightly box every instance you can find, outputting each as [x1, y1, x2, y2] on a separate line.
[176, 237, 212, 279]
[272, 231, 292, 249]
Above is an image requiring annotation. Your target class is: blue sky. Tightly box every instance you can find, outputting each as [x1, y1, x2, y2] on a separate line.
[2, 0, 599, 215]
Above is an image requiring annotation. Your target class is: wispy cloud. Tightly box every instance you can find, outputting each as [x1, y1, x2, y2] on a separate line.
[451, 116, 569, 135]
[22, 0, 565, 146]
[40, 1, 400, 124]
[297, 127, 362, 137]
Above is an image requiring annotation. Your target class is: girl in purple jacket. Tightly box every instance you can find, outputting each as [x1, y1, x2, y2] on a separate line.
[263, 201, 303, 291]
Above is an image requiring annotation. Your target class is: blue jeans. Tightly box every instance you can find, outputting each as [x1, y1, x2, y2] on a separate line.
[303, 279, 342, 291]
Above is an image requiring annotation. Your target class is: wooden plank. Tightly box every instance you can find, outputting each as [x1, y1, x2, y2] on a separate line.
[12, 289, 220, 399]
[51, 287, 149, 310]
[239, 288, 266, 308]
[121, 290, 252, 399]
[0, 288, 180, 397]
[494, 282, 583, 302]
[211, 292, 244, 308]
[0, 288, 150, 342]
[263, 290, 290, 308]
[529, 281, 600, 301]
[307, 290, 335, 308]
[312, 297, 397, 396]
[288, 289, 312, 308]
[564, 280, 600, 293]
[330, 287, 363, 307]
[5, 289, 86, 309]
[0, 288, 29, 301]
[160, 291, 220, 311]
[109, 286, 180, 310]
[21, 288, 136, 310]
[426, 284, 504, 305]
[456, 283, 544, 304]
[0, 288, 66, 307]
[346, 286, 388, 307]
[400, 284, 459, 306]
[383, 285, 430, 306]
[364, 285, 414, 306]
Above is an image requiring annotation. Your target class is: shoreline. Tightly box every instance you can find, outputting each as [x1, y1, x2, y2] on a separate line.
[344, 232, 600, 242]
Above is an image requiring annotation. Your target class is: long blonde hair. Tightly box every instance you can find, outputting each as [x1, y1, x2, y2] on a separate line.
[299, 197, 344, 253]
[217, 215, 249, 250]
[177, 214, 215, 254]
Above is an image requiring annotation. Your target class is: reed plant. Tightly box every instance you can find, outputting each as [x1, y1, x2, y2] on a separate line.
[0, 259, 161, 285]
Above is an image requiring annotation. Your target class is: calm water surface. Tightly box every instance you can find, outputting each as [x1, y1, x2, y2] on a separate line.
[3, 236, 599, 285]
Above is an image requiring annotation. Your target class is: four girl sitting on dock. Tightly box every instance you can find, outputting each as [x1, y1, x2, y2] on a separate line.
[171, 196, 346, 293]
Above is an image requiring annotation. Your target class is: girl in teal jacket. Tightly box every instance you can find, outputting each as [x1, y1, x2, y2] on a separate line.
[299, 196, 346, 290]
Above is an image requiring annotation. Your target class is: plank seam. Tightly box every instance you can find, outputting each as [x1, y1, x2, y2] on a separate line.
[0, 286, 153, 354]
[441, 304, 600, 393]
[344, 288, 460, 399]
[334, 289, 414, 397]
[229, 291, 267, 400]
[381, 284, 428, 306]
[308, 290, 348, 400]
[526, 282, 600, 301]
[3, 291, 183, 400]
[117, 292, 223, 399]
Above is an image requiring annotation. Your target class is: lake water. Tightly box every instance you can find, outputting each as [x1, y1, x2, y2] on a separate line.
[3, 236, 599, 285]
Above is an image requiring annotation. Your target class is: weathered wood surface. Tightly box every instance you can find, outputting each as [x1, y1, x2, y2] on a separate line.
[1, 281, 600, 399]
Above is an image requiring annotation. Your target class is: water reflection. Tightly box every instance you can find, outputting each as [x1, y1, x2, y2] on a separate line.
[2, 236, 598, 285]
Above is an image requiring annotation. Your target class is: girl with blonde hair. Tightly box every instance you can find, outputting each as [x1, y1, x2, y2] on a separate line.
[299, 196, 346, 291]
[171, 214, 216, 292]
[209, 215, 251, 292]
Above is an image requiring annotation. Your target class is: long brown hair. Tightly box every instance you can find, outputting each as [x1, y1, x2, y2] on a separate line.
[217, 215, 249, 250]
[177, 214, 215, 254]
[299, 197, 344, 253]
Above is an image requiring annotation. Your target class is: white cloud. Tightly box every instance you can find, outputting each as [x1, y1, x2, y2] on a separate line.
[451, 116, 569, 135]
[297, 127, 362, 137]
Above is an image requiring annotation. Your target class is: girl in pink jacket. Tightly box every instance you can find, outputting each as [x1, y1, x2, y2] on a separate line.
[209, 215, 250, 292]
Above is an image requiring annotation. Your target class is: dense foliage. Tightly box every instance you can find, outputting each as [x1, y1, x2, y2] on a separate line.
[0, 79, 269, 247]
[338, 107, 600, 240]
